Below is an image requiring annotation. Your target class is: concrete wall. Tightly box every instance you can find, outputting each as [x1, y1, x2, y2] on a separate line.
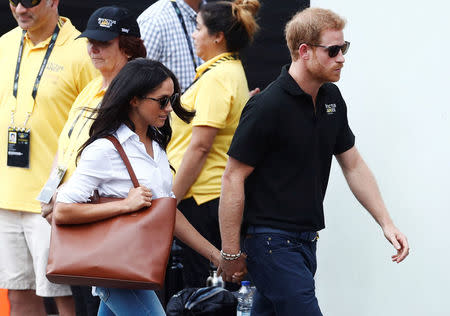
[311, 1, 450, 315]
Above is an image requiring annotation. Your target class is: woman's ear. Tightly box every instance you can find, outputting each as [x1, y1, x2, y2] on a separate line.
[130, 96, 140, 108]
[214, 31, 225, 45]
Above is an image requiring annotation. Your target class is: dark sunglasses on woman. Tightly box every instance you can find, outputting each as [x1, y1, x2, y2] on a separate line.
[142, 93, 179, 109]
[306, 41, 350, 58]
[9, 0, 41, 8]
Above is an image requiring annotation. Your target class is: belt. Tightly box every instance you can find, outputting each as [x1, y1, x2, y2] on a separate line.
[246, 225, 319, 242]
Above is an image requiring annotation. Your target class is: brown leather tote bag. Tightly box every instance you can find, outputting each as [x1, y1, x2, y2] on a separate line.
[46, 136, 177, 290]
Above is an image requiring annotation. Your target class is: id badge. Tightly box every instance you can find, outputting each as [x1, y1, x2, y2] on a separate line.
[7, 127, 30, 168]
[36, 166, 67, 203]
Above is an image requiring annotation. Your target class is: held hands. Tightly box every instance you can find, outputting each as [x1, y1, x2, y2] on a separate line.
[209, 249, 245, 284]
[123, 186, 153, 214]
[383, 224, 410, 263]
[217, 251, 247, 284]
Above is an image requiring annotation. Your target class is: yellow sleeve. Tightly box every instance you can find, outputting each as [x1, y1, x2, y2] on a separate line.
[191, 73, 232, 129]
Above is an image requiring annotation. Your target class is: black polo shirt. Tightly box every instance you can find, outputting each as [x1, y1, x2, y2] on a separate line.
[228, 66, 355, 232]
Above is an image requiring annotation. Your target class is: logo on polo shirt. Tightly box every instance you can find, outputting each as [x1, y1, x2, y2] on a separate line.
[325, 103, 336, 115]
[46, 62, 64, 73]
[98, 18, 116, 28]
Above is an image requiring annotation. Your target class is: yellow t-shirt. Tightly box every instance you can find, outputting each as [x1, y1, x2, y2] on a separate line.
[167, 52, 249, 204]
[0, 18, 98, 213]
[57, 76, 105, 181]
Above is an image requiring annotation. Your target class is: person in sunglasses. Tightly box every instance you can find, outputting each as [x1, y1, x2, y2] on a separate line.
[53, 58, 240, 316]
[0, 0, 98, 314]
[218, 7, 410, 316]
[166, 0, 260, 289]
[37, 6, 146, 315]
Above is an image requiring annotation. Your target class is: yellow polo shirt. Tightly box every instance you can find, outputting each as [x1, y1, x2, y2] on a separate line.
[57, 76, 105, 181]
[0, 18, 98, 213]
[167, 52, 249, 204]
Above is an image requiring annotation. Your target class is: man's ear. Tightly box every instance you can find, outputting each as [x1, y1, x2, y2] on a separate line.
[50, 0, 60, 9]
[298, 43, 310, 60]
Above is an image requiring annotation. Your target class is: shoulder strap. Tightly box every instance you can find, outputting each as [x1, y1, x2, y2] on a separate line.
[105, 135, 140, 188]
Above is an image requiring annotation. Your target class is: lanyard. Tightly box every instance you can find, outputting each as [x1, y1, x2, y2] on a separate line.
[186, 53, 239, 91]
[170, 0, 197, 71]
[11, 24, 60, 127]
[67, 104, 99, 139]
[62, 102, 101, 167]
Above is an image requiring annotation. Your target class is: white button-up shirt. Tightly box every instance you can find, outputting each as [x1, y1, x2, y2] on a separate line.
[57, 124, 174, 204]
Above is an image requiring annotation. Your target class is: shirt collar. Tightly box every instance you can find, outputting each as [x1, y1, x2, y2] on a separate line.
[24, 17, 75, 49]
[195, 52, 236, 78]
[277, 64, 307, 96]
[115, 123, 139, 145]
[175, 0, 197, 21]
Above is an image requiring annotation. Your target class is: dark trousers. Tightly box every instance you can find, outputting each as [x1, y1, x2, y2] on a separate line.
[177, 197, 221, 288]
[243, 226, 322, 316]
[71, 285, 100, 316]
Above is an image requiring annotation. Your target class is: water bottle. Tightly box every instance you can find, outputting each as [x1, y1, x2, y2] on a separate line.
[206, 265, 224, 288]
[236, 281, 253, 316]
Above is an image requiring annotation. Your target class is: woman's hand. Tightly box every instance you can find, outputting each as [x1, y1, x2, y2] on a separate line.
[123, 186, 153, 213]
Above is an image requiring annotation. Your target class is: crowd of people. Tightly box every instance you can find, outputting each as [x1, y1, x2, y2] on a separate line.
[0, 0, 409, 316]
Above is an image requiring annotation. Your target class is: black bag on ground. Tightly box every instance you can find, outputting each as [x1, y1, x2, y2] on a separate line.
[166, 287, 237, 316]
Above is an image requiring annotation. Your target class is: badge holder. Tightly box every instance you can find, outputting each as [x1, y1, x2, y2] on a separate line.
[7, 126, 30, 168]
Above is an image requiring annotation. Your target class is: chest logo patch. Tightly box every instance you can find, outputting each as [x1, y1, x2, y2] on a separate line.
[325, 103, 336, 115]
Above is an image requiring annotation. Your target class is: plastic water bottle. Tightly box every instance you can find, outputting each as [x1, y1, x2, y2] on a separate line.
[236, 281, 253, 316]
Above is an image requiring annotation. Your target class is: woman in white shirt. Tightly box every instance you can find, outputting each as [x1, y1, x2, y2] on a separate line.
[54, 59, 228, 316]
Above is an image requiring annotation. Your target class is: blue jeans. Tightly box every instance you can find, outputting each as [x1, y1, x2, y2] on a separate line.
[95, 287, 165, 316]
[243, 226, 322, 316]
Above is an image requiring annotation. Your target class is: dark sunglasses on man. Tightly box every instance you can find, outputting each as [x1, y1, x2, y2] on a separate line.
[306, 41, 350, 58]
[9, 0, 41, 8]
[142, 93, 179, 109]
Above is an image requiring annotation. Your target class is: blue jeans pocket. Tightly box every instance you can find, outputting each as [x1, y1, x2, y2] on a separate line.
[265, 234, 303, 254]
[244, 233, 303, 258]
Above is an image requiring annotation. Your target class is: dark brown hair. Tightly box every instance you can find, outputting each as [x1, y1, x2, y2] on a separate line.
[118, 35, 147, 60]
[200, 0, 260, 52]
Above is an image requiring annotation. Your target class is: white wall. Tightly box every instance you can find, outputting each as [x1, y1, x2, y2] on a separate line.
[311, 1, 450, 315]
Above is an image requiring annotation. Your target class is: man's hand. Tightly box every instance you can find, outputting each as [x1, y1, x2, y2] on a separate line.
[41, 198, 55, 225]
[217, 255, 247, 283]
[383, 224, 410, 263]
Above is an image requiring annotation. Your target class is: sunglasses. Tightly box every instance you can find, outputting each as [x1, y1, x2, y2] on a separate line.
[142, 93, 179, 109]
[9, 0, 41, 8]
[308, 41, 350, 58]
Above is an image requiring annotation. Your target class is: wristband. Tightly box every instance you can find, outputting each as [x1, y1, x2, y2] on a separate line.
[220, 249, 242, 261]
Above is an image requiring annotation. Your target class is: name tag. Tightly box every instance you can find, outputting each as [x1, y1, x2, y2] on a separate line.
[7, 127, 30, 168]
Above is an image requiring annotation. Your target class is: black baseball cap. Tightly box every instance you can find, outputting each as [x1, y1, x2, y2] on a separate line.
[78, 6, 141, 41]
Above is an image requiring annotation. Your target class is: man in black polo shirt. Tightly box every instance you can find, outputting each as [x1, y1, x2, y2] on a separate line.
[217, 7, 409, 316]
